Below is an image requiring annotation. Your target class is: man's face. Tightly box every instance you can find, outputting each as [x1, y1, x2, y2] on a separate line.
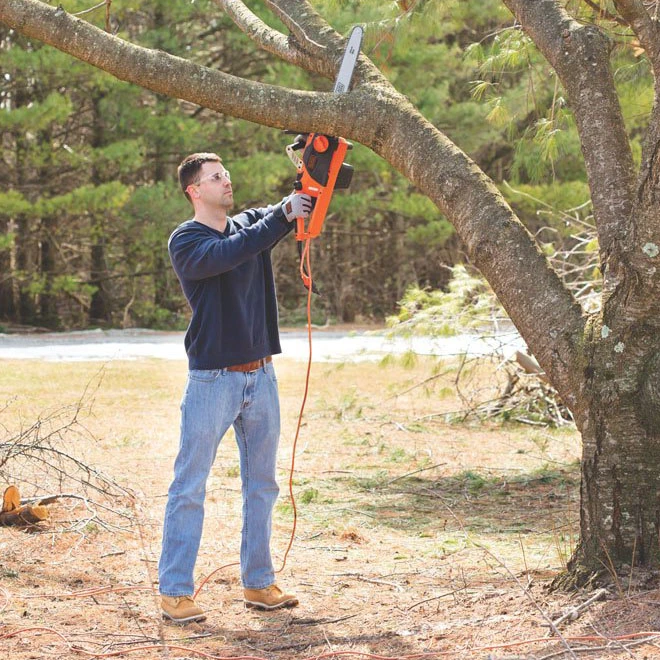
[192, 161, 233, 210]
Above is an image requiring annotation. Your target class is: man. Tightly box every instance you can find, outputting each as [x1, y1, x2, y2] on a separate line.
[159, 152, 312, 623]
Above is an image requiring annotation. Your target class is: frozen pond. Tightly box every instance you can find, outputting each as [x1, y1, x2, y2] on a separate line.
[0, 328, 526, 363]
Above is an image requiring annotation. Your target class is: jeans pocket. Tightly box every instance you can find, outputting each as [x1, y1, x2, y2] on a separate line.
[189, 369, 222, 382]
[265, 362, 278, 384]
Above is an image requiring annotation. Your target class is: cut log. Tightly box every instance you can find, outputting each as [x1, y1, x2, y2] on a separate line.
[0, 504, 49, 526]
[2, 485, 20, 513]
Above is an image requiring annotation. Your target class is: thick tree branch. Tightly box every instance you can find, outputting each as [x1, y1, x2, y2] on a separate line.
[212, 0, 383, 90]
[0, 0, 348, 134]
[217, 0, 345, 76]
[213, 0, 332, 78]
[265, 0, 385, 87]
[613, 0, 660, 68]
[215, 0, 293, 56]
[266, 0, 342, 49]
[503, 0, 636, 279]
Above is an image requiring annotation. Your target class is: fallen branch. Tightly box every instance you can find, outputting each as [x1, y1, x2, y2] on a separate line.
[515, 350, 547, 382]
[407, 585, 471, 610]
[385, 462, 446, 485]
[547, 588, 609, 632]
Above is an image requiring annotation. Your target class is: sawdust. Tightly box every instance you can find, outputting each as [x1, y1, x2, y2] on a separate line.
[1, 356, 660, 659]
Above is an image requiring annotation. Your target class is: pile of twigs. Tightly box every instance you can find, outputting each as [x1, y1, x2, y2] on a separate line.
[458, 354, 573, 427]
[0, 379, 134, 531]
[440, 348, 573, 427]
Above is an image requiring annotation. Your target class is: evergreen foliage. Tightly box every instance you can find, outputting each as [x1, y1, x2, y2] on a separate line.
[386, 265, 508, 337]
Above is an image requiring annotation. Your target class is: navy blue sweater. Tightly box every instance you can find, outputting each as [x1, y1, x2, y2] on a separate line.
[168, 204, 293, 370]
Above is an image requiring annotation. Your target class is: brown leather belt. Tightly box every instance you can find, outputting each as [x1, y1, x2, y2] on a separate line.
[226, 356, 272, 373]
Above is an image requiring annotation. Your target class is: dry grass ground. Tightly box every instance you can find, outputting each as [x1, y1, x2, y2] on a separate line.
[1, 353, 660, 659]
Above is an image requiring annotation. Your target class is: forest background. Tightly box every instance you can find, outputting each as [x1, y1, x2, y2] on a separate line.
[1, 0, 648, 332]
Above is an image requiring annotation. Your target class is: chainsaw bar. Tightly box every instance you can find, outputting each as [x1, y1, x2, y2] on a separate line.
[287, 25, 364, 294]
[285, 26, 363, 169]
[334, 26, 363, 94]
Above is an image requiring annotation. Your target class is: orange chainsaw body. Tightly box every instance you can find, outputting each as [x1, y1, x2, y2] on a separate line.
[293, 133, 353, 241]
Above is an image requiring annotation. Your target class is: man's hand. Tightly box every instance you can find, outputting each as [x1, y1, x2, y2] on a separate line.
[283, 193, 313, 222]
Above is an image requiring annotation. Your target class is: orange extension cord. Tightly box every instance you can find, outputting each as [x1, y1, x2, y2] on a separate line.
[277, 236, 315, 572]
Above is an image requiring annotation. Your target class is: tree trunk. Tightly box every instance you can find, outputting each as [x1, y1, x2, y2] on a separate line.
[39, 215, 59, 329]
[16, 216, 36, 326]
[88, 95, 113, 327]
[558, 325, 660, 583]
[89, 240, 112, 325]
[3, 218, 19, 322]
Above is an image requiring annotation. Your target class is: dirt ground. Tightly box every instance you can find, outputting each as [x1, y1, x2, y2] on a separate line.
[2, 352, 660, 659]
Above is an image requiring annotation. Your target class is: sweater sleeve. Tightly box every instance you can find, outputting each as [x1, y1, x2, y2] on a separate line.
[169, 204, 291, 281]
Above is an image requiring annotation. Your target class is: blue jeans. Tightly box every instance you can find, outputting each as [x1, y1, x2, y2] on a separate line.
[158, 361, 281, 596]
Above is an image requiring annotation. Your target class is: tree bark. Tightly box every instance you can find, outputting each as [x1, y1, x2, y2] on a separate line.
[562, 325, 660, 579]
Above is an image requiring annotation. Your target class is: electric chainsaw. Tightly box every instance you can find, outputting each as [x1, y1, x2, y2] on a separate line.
[286, 26, 363, 291]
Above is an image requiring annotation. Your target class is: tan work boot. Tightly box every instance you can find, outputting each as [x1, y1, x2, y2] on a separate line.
[161, 595, 206, 623]
[244, 584, 299, 610]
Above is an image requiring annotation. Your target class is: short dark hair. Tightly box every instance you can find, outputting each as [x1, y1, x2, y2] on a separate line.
[177, 152, 222, 203]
